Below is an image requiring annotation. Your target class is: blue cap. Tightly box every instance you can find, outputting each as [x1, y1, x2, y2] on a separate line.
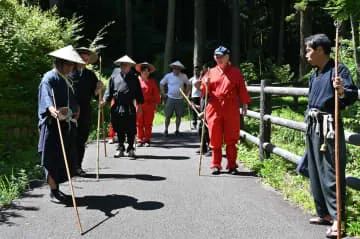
[214, 46, 230, 55]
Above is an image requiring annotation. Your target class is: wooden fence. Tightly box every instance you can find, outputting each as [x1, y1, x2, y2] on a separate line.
[241, 80, 360, 165]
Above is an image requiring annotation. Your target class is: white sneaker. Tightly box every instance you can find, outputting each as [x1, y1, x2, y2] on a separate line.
[108, 138, 114, 144]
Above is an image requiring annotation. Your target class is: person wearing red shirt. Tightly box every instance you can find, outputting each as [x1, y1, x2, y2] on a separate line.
[199, 46, 251, 175]
[135, 62, 161, 147]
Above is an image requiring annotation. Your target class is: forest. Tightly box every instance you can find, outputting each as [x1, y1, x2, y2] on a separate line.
[1, 0, 360, 235]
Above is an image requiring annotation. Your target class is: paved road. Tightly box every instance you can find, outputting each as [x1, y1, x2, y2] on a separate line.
[0, 123, 336, 239]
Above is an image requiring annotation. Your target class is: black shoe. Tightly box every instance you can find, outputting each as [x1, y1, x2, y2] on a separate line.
[76, 168, 87, 177]
[114, 150, 124, 158]
[164, 130, 168, 137]
[228, 168, 239, 175]
[175, 130, 181, 136]
[204, 151, 212, 157]
[195, 149, 201, 154]
[50, 189, 68, 204]
[211, 167, 221, 175]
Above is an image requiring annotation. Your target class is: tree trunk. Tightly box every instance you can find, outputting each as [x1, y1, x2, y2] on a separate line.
[231, 0, 240, 68]
[193, 0, 205, 68]
[299, 8, 311, 80]
[277, 0, 285, 64]
[163, 0, 176, 75]
[125, 0, 133, 56]
[350, 14, 360, 85]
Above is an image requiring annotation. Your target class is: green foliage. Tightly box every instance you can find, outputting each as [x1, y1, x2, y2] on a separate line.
[263, 59, 295, 83]
[239, 62, 258, 83]
[0, 170, 29, 207]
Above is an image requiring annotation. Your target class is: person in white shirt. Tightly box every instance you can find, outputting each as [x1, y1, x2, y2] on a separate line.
[188, 66, 202, 129]
[160, 61, 191, 136]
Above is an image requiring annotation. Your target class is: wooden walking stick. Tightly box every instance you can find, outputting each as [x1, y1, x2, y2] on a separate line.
[51, 89, 83, 234]
[99, 56, 107, 157]
[179, 88, 208, 128]
[334, 20, 342, 239]
[198, 68, 209, 176]
[96, 92, 101, 180]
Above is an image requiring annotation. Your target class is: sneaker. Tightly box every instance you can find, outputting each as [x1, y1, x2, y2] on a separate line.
[228, 168, 239, 175]
[144, 142, 150, 147]
[114, 150, 124, 158]
[108, 138, 114, 144]
[128, 149, 136, 158]
[76, 168, 87, 177]
[204, 151, 212, 157]
[50, 189, 68, 204]
[136, 142, 144, 147]
[164, 130, 168, 137]
[211, 167, 221, 175]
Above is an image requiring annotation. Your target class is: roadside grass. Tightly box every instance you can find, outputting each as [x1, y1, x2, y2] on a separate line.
[238, 100, 360, 236]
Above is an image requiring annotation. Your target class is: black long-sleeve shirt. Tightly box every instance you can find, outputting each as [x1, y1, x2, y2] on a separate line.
[307, 59, 358, 114]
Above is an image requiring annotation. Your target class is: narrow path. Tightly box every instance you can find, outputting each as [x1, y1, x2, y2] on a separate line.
[0, 122, 331, 239]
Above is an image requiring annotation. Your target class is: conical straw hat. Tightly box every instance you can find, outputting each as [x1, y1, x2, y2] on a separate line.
[114, 55, 136, 66]
[135, 62, 156, 73]
[169, 60, 185, 69]
[48, 45, 85, 64]
[76, 47, 98, 64]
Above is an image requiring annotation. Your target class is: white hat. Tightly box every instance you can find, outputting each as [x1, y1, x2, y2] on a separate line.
[114, 55, 136, 66]
[48, 45, 85, 64]
[76, 47, 98, 64]
[169, 60, 185, 69]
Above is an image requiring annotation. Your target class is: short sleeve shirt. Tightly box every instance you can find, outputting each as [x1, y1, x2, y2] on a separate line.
[160, 72, 190, 99]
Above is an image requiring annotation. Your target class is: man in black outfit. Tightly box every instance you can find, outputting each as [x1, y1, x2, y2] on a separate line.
[101, 55, 144, 158]
[70, 47, 103, 176]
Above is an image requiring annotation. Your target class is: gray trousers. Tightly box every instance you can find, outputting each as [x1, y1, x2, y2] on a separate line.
[306, 114, 346, 220]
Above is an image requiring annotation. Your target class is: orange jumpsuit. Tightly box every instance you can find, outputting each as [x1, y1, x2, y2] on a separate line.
[201, 63, 251, 170]
[136, 77, 161, 143]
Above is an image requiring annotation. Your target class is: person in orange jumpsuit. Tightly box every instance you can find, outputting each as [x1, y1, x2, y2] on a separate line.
[200, 46, 251, 175]
[135, 62, 161, 147]
[107, 98, 116, 144]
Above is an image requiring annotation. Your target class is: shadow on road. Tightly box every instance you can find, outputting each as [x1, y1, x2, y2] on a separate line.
[0, 204, 40, 226]
[136, 155, 190, 160]
[65, 194, 164, 235]
[83, 173, 166, 181]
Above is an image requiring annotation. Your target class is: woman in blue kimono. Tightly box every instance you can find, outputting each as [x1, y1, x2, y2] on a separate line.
[38, 46, 85, 203]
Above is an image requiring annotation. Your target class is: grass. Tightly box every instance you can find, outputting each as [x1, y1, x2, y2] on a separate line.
[238, 98, 360, 236]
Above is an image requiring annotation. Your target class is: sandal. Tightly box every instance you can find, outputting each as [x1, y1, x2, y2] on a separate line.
[309, 216, 333, 225]
[326, 221, 345, 238]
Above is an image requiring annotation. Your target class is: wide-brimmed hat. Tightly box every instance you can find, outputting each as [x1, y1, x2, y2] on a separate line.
[135, 62, 156, 73]
[114, 55, 136, 66]
[76, 47, 98, 64]
[169, 60, 185, 69]
[48, 45, 85, 64]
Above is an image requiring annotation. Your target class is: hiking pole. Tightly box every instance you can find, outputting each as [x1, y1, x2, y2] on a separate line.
[334, 20, 342, 239]
[179, 88, 208, 128]
[99, 56, 107, 157]
[51, 89, 83, 234]
[96, 92, 101, 180]
[198, 68, 210, 176]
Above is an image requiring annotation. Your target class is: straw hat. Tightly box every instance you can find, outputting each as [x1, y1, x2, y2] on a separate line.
[114, 55, 136, 66]
[135, 62, 156, 73]
[76, 47, 98, 64]
[48, 45, 85, 64]
[169, 60, 185, 69]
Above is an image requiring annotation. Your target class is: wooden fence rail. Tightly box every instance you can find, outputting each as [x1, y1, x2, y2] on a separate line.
[241, 80, 360, 164]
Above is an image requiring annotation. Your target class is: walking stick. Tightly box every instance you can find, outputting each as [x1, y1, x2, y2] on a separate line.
[334, 20, 342, 239]
[51, 89, 83, 234]
[198, 68, 209, 176]
[179, 88, 208, 128]
[99, 56, 107, 157]
[96, 92, 101, 180]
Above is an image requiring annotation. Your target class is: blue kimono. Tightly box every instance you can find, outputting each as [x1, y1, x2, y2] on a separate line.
[38, 69, 79, 184]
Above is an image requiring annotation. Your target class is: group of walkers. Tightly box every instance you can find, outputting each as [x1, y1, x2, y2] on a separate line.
[38, 32, 357, 238]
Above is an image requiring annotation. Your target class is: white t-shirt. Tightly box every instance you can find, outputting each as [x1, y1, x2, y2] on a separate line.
[189, 76, 201, 98]
[160, 72, 190, 99]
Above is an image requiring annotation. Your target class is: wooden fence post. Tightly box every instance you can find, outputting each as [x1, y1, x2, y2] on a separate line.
[259, 79, 272, 161]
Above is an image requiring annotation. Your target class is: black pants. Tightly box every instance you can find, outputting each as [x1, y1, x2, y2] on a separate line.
[191, 97, 200, 126]
[77, 107, 92, 168]
[306, 117, 346, 220]
[198, 120, 210, 151]
[111, 108, 136, 152]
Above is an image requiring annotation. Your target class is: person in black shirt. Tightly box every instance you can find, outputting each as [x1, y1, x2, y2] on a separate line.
[101, 55, 144, 158]
[70, 47, 103, 176]
[304, 34, 358, 238]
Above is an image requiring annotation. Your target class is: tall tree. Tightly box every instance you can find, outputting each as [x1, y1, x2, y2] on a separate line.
[277, 0, 286, 64]
[350, 14, 360, 84]
[193, 0, 205, 68]
[231, 0, 240, 68]
[125, 0, 133, 56]
[163, 0, 176, 75]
